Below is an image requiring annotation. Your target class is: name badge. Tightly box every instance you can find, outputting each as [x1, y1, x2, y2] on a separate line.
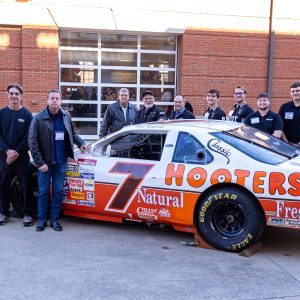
[18, 118, 25, 123]
[285, 112, 294, 119]
[266, 118, 273, 121]
[250, 117, 260, 124]
[203, 112, 209, 119]
[228, 110, 234, 117]
[55, 131, 64, 141]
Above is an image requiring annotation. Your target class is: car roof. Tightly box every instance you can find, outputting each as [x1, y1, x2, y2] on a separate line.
[130, 119, 242, 132]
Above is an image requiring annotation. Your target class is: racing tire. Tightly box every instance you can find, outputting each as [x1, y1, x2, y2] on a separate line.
[197, 187, 265, 252]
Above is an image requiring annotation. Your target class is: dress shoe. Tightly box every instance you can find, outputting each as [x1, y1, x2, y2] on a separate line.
[50, 221, 62, 231]
[36, 221, 47, 232]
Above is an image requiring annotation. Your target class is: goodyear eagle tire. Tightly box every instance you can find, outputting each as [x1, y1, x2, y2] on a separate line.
[197, 187, 265, 252]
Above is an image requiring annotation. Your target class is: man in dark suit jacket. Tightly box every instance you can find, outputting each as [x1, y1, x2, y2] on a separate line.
[170, 95, 195, 120]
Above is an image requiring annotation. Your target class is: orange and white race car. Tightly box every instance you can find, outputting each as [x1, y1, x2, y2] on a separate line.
[62, 119, 300, 252]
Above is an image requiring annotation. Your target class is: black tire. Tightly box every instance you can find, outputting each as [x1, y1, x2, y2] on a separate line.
[197, 187, 265, 252]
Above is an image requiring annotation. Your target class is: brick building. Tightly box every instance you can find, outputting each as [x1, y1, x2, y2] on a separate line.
[0, 0, 300, 138]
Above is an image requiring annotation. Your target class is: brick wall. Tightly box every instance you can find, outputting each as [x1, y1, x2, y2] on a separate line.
[0, 25, 58, 112]
[178, 28, 300, 116]
[178, 29, 270, 116]
[1, 24, 299, 117]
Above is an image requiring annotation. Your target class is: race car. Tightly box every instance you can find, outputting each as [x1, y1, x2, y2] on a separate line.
[11, 119, 300, 252]
[60, 119, 300, 252]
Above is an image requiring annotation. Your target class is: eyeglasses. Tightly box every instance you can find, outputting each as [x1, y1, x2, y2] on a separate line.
[234, 92, 244, 95]
[9, 92, 20, 96]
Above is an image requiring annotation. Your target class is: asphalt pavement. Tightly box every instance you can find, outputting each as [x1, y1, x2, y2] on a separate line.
[0, 216, 299, 300]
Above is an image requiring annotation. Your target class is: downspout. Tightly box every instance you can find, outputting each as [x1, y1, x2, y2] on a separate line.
[267, 0, 275, 97]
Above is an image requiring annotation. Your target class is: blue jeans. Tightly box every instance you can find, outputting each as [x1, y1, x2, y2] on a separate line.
[37, 163, 67, 223]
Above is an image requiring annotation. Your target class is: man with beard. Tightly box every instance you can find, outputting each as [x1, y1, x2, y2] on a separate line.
[245, 93, 283, 138]
[134, 90, 167, 124]
[278, 81, 300, 146]
[228, 86, 254, 123]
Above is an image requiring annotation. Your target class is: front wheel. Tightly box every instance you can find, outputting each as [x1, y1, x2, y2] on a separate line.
[197, 187, 265, 252]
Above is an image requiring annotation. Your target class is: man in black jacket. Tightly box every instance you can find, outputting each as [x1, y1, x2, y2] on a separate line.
[0, 84, 34, 226]
[28, 89, 89, 232]
[170, 95, 195, 120]
[134, 90, 167, 124]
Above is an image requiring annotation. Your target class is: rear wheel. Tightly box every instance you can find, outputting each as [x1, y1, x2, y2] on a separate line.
[197, 187, 265, 252]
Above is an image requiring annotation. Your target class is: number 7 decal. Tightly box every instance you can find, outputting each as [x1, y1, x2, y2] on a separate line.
[105, 162, 155, 212]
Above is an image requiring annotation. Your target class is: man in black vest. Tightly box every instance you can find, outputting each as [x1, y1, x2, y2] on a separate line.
[279, 81, 300, 147]
[203, 89, 226, 120]
[134, 90, 167, 124]
[245, 93, 283, 138]
[228, 86, 254, 123]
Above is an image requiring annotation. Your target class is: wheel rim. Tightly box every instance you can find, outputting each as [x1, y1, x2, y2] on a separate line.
[212, 202, 245, 237]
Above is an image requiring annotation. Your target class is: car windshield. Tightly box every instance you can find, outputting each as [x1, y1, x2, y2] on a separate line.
[211, 126, 300, 165]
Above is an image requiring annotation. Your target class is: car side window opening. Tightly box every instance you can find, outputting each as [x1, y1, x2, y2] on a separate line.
[93, 133, 166, 161]
[172, 132, 213, 164]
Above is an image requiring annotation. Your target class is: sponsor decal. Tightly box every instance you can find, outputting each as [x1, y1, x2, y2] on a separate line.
[69, 185, 83, 192]
[77, 158, 97, 166]
[158, 208, 171, 218]
[68, 178, 83, 185]
[62, 199, 76, 205]
[71, 191, 85, 200]
[137, 188, 183, 208]
[275, 200, 300, 219]
[67, 164, 79, 172]
[285, 218, 300, 227]
[267, 217, 285, 226]
[77, 200, 95, 207]
[265, 211, 276, 216]
[80, 173, 94, 180]
[165, 163, 300, 197]
[86, 191, 95, 202]
[83, 179, 94, 191]
[67, 178, 83, 192]
[66, 171, 80, 178]
[79, 164, 95, 173]
[137, 207, 158, 220]
[207, 138, 231, 164]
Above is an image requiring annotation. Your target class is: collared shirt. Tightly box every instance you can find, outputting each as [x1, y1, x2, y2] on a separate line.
[278, 100, 300, 143]
[244, 110, 283, 135]
[228, 103, 254, 123]
[203, 106, 226, 120]
[175, 107, 186, 118]
[48, 107, 67, 164]
[121, 105, 128, 121]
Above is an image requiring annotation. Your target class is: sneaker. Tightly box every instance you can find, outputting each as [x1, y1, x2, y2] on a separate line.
[0, 214, 10, 226]
[23, 215, 33, 227]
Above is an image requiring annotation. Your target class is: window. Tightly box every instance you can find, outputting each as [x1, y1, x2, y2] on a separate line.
[173, 132, 213, 164]
[59, 32, 177, 139]
[211, 127, 300, 165]
[93, 133, 166, 161]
